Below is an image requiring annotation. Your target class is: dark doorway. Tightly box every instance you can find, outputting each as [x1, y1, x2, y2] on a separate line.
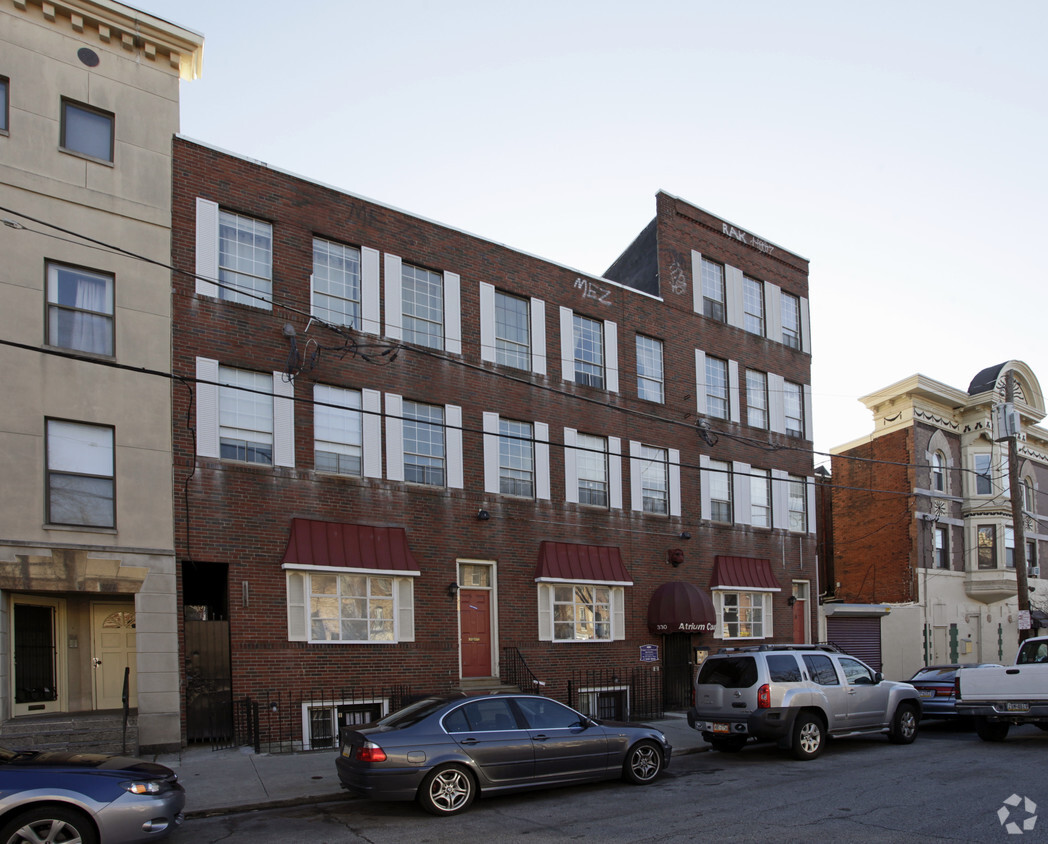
[183, 562, 232, 742]
[14, 603, 57, 707]
[662, 633, 694, 710]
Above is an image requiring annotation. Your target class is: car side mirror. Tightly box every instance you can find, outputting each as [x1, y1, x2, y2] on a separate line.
[874, 671, 883, 684]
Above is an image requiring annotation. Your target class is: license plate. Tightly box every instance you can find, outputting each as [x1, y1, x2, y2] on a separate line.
[1005, 702, 1030, 712]
[918, 690, 935, 698]
[711, 722, 731, 734]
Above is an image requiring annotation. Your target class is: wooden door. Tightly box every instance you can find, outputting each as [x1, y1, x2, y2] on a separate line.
[92, 604, 137, 710]
[793, 598, 807, 642]
[460, 589, 492, 678]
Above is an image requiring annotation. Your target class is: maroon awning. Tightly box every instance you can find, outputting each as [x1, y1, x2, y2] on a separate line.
[534, 541, 632, 585]
[710, 556, 781, 591]
[647, 581, 716, 635]
[281, 518, 419, 573]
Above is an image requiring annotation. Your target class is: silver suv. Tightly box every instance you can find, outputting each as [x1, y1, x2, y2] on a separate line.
[686, 644, 921, 760]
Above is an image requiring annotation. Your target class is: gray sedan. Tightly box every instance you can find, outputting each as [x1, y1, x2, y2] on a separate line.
[335, 693, 670, 815]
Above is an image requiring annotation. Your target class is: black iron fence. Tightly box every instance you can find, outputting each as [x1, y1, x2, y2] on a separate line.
[567, 667, 664, 721]
[500, 647, 546, 695]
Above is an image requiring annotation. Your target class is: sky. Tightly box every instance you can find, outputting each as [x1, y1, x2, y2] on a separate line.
[140, 0, 1048, 468]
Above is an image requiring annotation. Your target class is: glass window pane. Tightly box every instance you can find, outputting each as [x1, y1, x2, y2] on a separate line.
[495, 291, 530, 369]
[573, 315, 604, 388]
[62, 101, 112, 161]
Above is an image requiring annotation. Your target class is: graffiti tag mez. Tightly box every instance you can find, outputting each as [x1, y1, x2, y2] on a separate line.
[575, 277, 612, 305]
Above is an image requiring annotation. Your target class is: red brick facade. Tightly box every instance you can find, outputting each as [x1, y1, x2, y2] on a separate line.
[171, 138, 817, 744]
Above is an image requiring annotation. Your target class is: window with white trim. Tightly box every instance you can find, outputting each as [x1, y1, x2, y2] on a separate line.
[978, 524, 996, 569]
[784, 381, 804, 438]
[495, 290, 530, 370]
[552, 584, 611, 641]
[403, 400, 445, 485]
[974, 453, 993, 496]
[717, 591, 767, 639]
[636, 335, 664, 403]
[46, 262, 113, 356]
[705, 357, 729, 420]
[1023, 477, 1035, 513]
[60, 99, 113, 162]
[1006, 526, 1016, 568]
[573, 314, 605, 388]
[286, 570, 414, 643]
[499, 418, 534, 497]
[935, 526, 949, 568]
[639, 445, 669, 515]
[304, 699, 385, 750]
[746, 369, 768, 429]
[788, 474, 807, 532]
[402, 263, 443, 349]
[751, 468, 771, 528]
[219, 211, 272, 308]
[576, 432, 608, 506]
[701, 258, 726, 322]
[312, 238, 360, 328]
[743, 276, 764, 335]
[932, 450, 946, 492]
[781, 291, 801, 349]
[709, 459, 732, 523]
[219, 367, 273, 464]
[314, 384, 362, 475]
[46, 419, 114, 527]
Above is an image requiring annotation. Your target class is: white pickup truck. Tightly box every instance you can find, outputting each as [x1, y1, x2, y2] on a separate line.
[954, 635, 1048, 741]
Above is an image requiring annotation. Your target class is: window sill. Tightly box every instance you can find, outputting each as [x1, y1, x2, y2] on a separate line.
[44, 523, 117, 534]
[43, 343, 115, 361]
[59, 146, 114, 167]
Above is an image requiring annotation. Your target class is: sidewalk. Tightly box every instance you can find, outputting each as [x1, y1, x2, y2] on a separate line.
[153, 712, 709, 817]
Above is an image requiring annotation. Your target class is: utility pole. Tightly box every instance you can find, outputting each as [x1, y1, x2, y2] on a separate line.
[1003, 370, 1032, 645]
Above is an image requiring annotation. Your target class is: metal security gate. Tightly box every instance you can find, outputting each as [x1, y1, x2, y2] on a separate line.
[826, 616, 883, 671]
[185, 620, 232, 743]
[662, 633, 693, 710]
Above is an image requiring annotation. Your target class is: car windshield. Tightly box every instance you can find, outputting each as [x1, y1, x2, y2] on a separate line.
[378, 697, 454, 728]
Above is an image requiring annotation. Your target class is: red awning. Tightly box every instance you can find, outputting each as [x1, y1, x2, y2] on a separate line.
[647, 581, 716, 635]
[281, 519, 420, 573]
[534, 541, 632, 585]
[710, 556, 781, 591]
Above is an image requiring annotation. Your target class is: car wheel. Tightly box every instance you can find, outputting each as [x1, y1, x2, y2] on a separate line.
[417, 765, 475, 816]
[889, 703, 919, 744]
[974, 717, 1010, 742]
[790, 712, 825, 760]
[0, 805, 98, 844]
[708, 736, 747, 753]
[622, 740, 663, 784]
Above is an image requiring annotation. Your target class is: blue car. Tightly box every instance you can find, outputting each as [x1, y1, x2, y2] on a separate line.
[336, 693, 670, 816]
[0, 746, 185, 844]
[907, 664, 1002, 718]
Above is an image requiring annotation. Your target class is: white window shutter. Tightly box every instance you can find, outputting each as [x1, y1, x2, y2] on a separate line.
[604, 319, 619, 393]
[700, 455, 712, 521]
[273, 372, 295, 468]
[384, 253, 403, 340]
[446, 404, 463, 489]
[734, 461, 752, 526]
[728, 359, 741, 423]
[397, 578, 415, 642]
[691, 250, 703, 314]
[385, 393, 404, 481]
[725, 265, 744, 328]
[609, 436, 622, 510]
[669, 448, 682, 517]
[537, 584, 552, 641]
[530, 298, 547, 375]
[479, 282, 496, 363]
[766, 282, 782, 345]
[444, 271, 461, 355]
[612, 587, 625, 641]
[629, 440, 643, 513]
[800, 297, 811, 354]
[769, 373, 786, 434]
[195, 197, 219, 298]
[564, 427, 578, 503]
[772, 469, 789, 530]
[196, 356, 220, 458]
[535, 421, 551, 500]
[362, 389, 383, 479]
[695, 350, 708, 416]
[287, 572, 307, 642]
[559, 306, 574, 383]
[807, 478, 817, 535]
[803, 383, 814, 442]
[361, 247, 381, 335]
[483, 412, 500, 494]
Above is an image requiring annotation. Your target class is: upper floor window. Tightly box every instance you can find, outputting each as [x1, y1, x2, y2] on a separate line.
[974, 453, 993, 496]
[781, 292, 801, 349]
[1006, 526, 1016, 568]
[935, 526, 949, 568]
[639, 445, 669, 515]
[751, 468, 771, 528]
[314, 384, 362, 476]
[576, 432, 608, 507]
[705, 357, 729, 420]
[784, 381, 805, 438]
[977, 525, 996, 569]
[46, 419, 114, 527]
[495, 291, 530, 370]
[402, 263, 444, 349]
[743, 277, 764, 335]
[701, 258, 726, 322]
[709, 459, 732, 523]
[219, 367, 273, 464]
[788, 475, 807, 532]
[403, 400, 445, 485]
[573, 314, 606, 388]
[931, 451, 946, 492]
[0, 77, 9, 133]
[1024, 478, 1036, 513]
[60, 99, 113, 162]
[746, 369, 768, 429]
[499, 418, 534, 497]
[636, 335, 664, 403]
[219, 211, 272, 308]
[312, 239, 360, 329]
[46, 262, 113, 356]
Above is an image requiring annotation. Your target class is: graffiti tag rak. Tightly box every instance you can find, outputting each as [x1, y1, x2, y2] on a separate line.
[723, 223, 775, 256]
[574, 277, 612, 305]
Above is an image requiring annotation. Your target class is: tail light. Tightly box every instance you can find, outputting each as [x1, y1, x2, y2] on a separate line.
[355, 740, 387, 763]
[757, 683, 771, 709]
[954, 677, 961, 700]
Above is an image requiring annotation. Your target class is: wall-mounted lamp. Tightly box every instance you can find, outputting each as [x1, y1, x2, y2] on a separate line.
[447, 582, 460, 598]
[477, 509, 490, 521]
[679, 531, 691, 540]
[787, 596, 797, 607]
[270, 701, 278, 714]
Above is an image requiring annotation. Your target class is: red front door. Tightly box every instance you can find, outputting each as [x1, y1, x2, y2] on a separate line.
[460, 589, 491, 678]
[793, 599, 807, 643]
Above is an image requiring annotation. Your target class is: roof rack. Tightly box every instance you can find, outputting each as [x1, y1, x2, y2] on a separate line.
[715, 642, 845, 655]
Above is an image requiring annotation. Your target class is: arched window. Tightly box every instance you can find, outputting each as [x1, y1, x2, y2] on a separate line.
[932, 451, 945, 493]
[1023, 478, 1036, 514]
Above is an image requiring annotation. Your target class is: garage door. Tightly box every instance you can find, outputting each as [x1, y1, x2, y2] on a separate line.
[826, 616, 882, 671]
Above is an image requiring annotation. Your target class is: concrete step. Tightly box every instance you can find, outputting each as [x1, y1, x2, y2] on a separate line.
[1, 711, 139, 756]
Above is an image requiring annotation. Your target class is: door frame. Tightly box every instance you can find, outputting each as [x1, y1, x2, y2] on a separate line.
[456, 559, 498, 679]
[11, 594, 68, 716]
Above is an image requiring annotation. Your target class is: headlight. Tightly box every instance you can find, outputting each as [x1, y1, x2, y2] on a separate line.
[124, 781, 163, 795]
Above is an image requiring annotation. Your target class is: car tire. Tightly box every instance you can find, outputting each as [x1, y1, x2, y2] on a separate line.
[417, 765, 476, 816]
[622, 740, 663, 784]
[708, 736, 747, 753]
[888, 703, 919, 744]
[974, 717, 1010, 742]
[790, 712, 825, 760]
[0, 805, 99, 844]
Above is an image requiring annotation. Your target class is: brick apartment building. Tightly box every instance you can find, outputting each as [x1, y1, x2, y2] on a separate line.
[171, 136, 817, 749]
[827, 361, 1048, 680]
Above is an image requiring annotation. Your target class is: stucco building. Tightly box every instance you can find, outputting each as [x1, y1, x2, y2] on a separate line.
[0, 0, 202, 752]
